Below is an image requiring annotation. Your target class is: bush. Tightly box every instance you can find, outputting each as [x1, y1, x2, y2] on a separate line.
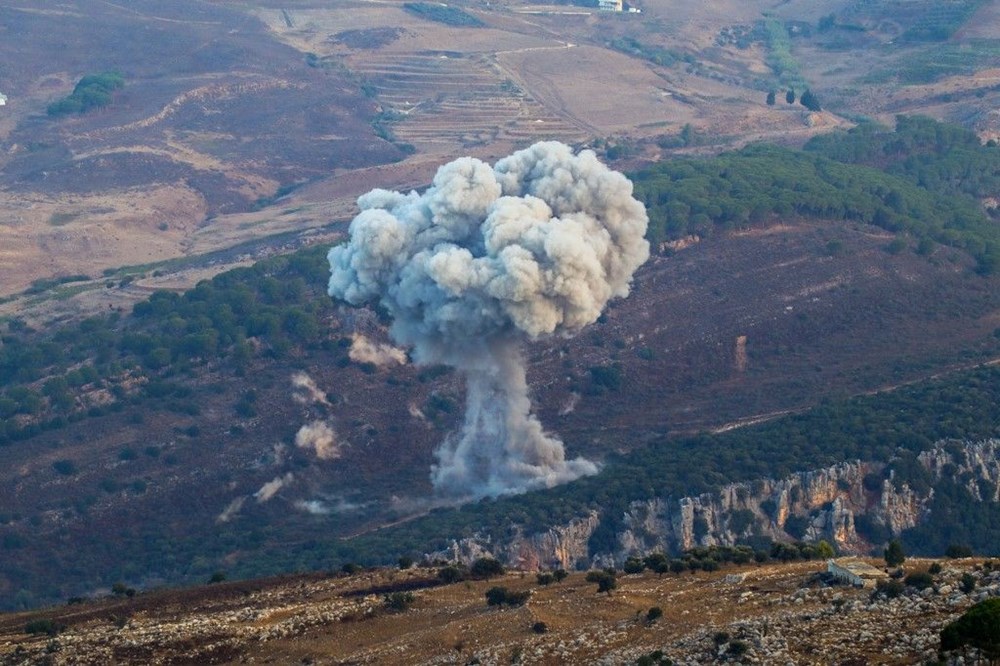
[532, 621, 548, 634]
[485, 586, 530, 607]
[646, 606, 663, 623]
[904, 571, 934, 590]
[946, 544, 974, 558]
[24, 619, 65, 636]
[960, 572, 977, 594]
[875, 579, 905, 599]
[536, 572, 555, 586]
[52, 460, 77, 476]
[470, 557, 504, 579]
[438, 565, 464, 584]
[383, 591, 415, 612]
[623, 557, 645, 574]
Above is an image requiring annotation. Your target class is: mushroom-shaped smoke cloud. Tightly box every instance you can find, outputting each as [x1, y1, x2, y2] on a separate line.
[328, 141, 649, 498]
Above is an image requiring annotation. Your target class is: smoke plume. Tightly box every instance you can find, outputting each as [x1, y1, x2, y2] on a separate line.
[349, 333, 407, 367]
[328, 141, 649, 498]
[254, 473, 294, 503]
[291, 372, 331, 406]
[295, 420, 342, 460]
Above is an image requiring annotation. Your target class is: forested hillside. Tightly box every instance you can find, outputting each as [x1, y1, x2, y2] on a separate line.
[635, 116, 1000, 274]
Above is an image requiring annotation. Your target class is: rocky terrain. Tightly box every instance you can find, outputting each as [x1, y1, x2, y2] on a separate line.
[427, 439, 1000, 572]
[0, 558, 995, 665]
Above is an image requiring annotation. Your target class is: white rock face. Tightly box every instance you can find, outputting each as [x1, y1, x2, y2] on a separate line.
[433, 440, 1000, 569]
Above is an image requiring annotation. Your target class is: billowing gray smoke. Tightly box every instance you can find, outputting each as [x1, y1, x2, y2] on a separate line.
[328, 141, 649, 498]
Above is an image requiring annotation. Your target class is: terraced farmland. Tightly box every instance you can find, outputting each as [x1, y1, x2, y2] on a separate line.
[351, 51, 586, 151]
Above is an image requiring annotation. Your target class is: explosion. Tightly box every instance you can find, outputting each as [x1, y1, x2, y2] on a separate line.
[328, 141, 649, 498]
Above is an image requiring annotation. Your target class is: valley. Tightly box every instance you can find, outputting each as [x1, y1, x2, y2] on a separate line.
[1, 0, 1000, 642]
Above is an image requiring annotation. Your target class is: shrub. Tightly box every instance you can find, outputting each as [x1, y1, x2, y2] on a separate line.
[646, 606, 663, 623]
[485, 586, 530, 607]
[383, 591, 415, 612]
[24, 619, 65, 636]
[470, 557, 504, 579]
[875, 579, 905, 599]
[904, 571, 934, 590]
[532, 621, 548, 634]
[946, 544, 974, 558]
[623, 557, 645, 574]
[52, 460, 77, 476]
[960, 572, 977, 594]
[536, 572, 555, 586]
[438, 565, 464, 584]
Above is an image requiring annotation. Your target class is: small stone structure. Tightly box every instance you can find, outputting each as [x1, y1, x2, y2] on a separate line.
[826, 558, 886, 588]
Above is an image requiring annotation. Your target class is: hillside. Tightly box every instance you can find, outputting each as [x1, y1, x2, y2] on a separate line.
[3, 0, 1000, 627]
[3, 119, 1000, 609]
[0, 558, 996, 664]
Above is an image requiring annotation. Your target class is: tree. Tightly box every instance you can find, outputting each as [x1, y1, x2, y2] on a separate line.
[437, 565, 464, 584]
[884, 539, 906, 567]
[469, 557, 504, 580]
[383, 591, 415, 612]
[623, 557, 645, 574]
[646, 606, 663, 624]
[816, 540, 836, 559]
[586, 569, 618, 594]
[485, 586, 508, 606]
[800, 89, 822, 112]
[766, 90, 776, 106]
[940, 598, 1000, 663]
[786, 89, 796, 104]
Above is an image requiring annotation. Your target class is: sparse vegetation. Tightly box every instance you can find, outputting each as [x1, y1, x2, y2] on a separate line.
[402, 3, 483, 28]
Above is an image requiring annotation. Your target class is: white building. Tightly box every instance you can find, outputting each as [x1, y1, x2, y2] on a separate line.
[0, 93, 7, 106]
[598, 0, 622, 11]
[826, 558, 886, 588]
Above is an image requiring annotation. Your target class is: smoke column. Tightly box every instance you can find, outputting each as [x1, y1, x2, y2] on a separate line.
[328, 141, 649, 498]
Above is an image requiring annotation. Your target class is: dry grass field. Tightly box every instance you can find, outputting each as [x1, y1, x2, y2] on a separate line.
[3, 0, 998, 318]
[0, 559, 991, 664]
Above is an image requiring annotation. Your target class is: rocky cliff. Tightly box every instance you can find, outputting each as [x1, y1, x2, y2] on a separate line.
[432, 439, 1000, 569]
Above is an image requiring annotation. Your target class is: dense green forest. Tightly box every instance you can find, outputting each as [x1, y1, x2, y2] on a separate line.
[0, 248, 337, 444]
[634, 116, 1000, 274]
